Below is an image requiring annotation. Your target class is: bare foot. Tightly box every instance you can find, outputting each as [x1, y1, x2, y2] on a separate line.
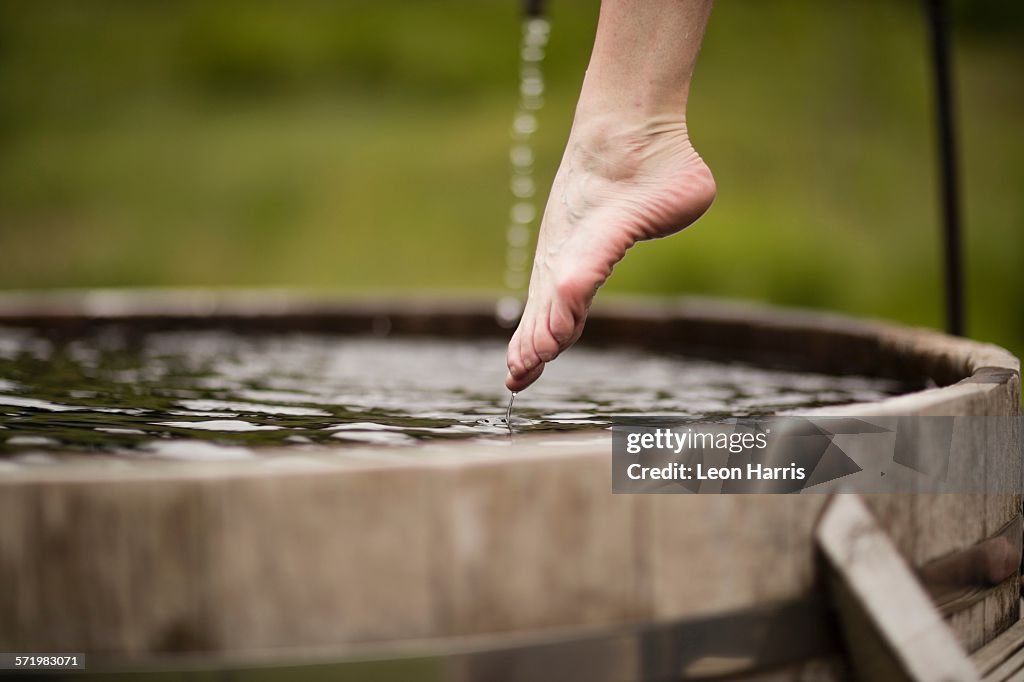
[505, 115, 716, 391]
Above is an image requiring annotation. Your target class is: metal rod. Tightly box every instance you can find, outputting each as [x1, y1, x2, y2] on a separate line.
[523, 0, 545, 18]
[924, 0, 965, 336]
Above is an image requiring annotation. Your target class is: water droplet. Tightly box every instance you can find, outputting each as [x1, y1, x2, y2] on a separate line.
[525, 31, 546, 47]
[505, 391, 517, 431]
[511, 202, 535, 224]
[520, 77, 544, 98]
[522, 95, 544, 111]
[503, 17, 549, 297]
[522, 45, 544, 62]
[513, 113, 537, 136]
[520, 65, 542, 81]
[507, 224, 530, 248]
[527, 17, 550, 37]
[495, 297, 523, 326]
[511, 176, 535, 198]
[510, 145, 533, 167]
[506, 246, 530, 267]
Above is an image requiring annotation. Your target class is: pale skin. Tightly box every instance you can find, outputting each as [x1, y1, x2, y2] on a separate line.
[506, 0, 717, 391]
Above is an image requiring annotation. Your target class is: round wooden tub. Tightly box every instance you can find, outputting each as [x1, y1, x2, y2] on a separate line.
[0, 290, 1019, 681]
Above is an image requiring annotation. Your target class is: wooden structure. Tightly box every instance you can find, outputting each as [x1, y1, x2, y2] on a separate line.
[0, 290, 1019, 680]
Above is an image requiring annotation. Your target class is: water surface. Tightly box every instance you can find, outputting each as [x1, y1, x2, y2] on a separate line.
[0, 327, 913, 462]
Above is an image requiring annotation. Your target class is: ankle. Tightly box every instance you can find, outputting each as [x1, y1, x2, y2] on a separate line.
[564, 113, 695, 180]
[572, 96, 688, 133]
[575, 67, 690, 124]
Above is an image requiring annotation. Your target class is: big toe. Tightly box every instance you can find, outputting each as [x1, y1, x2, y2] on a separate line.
[506, 318, 539, 378]
[506, 364, 543, 392]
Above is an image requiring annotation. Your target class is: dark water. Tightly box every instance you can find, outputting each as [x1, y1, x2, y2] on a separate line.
[0, 327, 913, 462]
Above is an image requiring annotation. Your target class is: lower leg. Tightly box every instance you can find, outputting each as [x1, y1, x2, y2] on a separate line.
[506, 0, 717, 391]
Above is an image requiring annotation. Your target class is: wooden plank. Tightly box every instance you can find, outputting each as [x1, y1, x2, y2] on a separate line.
[973, 620, 1024, 677]
[817, 494, 979, 681]
[985, 646, 1024, 682]
[983, 412, 1023, 650]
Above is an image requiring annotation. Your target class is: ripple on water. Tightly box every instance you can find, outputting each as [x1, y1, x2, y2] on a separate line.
[0, 329, 915, 461]
[155, 420, 284, 432]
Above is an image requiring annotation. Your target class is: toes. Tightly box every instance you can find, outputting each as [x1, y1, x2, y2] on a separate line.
[518, 312, 542, 373]
[532, 302, 561, 362]
[506, 363, 544, 392]
[505, 288, 587, 385]
[506, 312, 541, 378]
[548, 296, 578, 348]
[506, 327, 525, 377]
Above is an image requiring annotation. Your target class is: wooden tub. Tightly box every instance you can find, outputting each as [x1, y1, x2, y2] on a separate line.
[0, 290, 1019, 680]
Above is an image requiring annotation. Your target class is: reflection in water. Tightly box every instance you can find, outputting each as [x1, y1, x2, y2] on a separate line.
[0, 327, 913, 461]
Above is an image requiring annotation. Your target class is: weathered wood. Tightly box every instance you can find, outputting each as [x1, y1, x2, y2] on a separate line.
[973, 619, 1024, 678]
[982, 645, 1024, 682]
[919, 515, 1021, 618]
[818, 495, 979, 681]
[0, 291, 1017, 677]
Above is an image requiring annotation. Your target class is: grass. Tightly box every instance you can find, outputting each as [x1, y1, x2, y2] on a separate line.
[0, 0, 1021, 360]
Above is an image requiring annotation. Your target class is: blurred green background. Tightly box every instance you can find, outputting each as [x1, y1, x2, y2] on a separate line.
[0, 1, 1021, 358]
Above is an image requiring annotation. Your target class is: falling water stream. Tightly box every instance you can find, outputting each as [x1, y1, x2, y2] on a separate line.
[494, 15, 552, 426]
[496, 15, 551, 327]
